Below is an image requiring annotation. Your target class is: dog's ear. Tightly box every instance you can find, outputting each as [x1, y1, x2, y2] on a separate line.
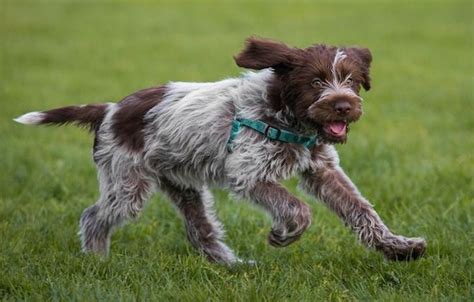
[234, 37, 301, 72]
[347, 47, 372, 91]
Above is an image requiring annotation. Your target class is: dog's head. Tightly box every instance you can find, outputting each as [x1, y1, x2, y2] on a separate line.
[234, 37, 372, 144]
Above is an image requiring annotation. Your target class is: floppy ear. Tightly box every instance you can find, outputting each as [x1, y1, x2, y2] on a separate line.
[347, 47, 372, 91]
[234, 37, 300, 72]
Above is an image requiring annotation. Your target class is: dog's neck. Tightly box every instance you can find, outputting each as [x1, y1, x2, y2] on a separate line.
[262, 72, 315, 136]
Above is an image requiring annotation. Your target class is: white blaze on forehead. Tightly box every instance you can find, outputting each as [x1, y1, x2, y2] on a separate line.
[331, 48, 347, 81]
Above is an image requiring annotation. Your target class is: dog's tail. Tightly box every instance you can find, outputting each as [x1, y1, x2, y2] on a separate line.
[14, 103, 110, 131]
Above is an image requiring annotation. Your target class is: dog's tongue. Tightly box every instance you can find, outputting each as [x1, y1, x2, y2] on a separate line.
[324, 121, 347, 137]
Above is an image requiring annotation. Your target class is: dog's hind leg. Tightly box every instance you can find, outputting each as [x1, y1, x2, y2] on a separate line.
[159, 178, 239, 265]
[79, 162, 153, 256]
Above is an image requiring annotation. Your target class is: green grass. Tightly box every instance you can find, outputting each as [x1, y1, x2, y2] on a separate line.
[1, 0, 473, 300]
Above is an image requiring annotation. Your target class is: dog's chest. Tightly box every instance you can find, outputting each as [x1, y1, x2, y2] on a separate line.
[226, 133, 312, 185]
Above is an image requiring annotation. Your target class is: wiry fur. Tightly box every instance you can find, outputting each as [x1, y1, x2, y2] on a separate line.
[15, 37, 426, 264]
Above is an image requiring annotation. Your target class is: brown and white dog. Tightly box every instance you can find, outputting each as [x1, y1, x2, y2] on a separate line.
[15, 37, 426, 264]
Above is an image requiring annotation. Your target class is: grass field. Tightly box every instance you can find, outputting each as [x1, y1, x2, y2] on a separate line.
[1, 0, 473, 300]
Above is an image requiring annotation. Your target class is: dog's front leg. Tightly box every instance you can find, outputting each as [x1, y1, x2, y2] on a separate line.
[301, 165, 426, 260]
[240, 182, 312, 247]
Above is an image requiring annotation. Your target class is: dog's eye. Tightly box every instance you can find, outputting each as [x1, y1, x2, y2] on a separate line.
[311, 78, 324, 88]
[345, 77, 353, 85]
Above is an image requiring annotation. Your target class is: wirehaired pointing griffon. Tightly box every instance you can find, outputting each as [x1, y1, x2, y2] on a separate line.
[15, 37, 426, 264]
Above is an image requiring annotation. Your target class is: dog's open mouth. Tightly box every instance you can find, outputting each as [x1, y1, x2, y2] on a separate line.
[322, 121, 347, 138]
[306, 119, 351, 144]
[312, 120, 350, 144]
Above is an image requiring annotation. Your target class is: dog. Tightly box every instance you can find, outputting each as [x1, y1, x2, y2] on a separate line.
[14, 37, 426, 264]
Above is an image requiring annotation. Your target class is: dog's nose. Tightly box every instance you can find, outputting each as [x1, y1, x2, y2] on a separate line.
[334, 101, 352, 115]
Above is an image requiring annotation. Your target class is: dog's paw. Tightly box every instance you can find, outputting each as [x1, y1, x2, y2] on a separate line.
[268, 205, 311, 248]
[235, 258, 257, 266]
[382, 237, 427, 261]
[268, 228, 302, 247]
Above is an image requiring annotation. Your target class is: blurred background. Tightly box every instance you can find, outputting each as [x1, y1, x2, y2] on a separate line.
[1, 0, 472, 300]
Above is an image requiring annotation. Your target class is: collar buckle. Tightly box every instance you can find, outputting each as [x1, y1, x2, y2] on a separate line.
[264, 125, 281, 140]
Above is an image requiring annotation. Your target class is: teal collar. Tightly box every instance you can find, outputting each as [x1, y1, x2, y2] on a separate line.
[227, 118, 319, 152]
